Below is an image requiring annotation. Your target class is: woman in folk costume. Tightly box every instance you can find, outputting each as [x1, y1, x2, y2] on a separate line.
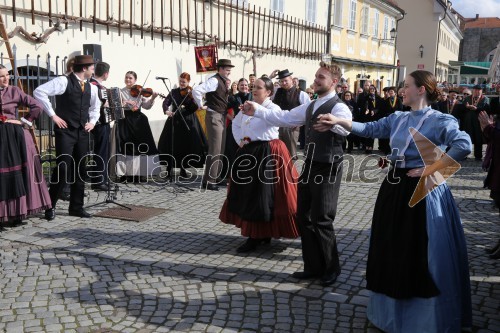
[314, 70, 472, 332]
[117, 71, 159, 181]
[157, 72, 207, 178]
[0, 65, 51, 229]
[220, 77, 299, 253]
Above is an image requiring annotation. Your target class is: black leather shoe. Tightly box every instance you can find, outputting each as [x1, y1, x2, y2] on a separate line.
[291, 271, 319, 280]
[485, 240, 500, 254]
[237, 238, 259, 253]
[91, 184, 109, 191]
[321, 272, 338, 286]
[68, 209, 92, 218]
[201, 182, 219, 191]
[260, 238, 271, 245]
[10, 219, 27, 227]
[58, 192, 70, 201]
[45, 208, 56, 221]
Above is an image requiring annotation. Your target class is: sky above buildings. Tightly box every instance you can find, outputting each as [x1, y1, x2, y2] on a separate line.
[451, 0, 500, 18]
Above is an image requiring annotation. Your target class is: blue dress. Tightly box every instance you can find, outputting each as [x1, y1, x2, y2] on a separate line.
[351, 107, 473, 333]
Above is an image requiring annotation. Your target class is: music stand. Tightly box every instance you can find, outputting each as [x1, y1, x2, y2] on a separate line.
[86, 87, 137, 211]
[154, 79, 195, 193]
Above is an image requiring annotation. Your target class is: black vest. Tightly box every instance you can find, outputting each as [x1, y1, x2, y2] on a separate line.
[304, 95, 345, 163]
[205, 73, 229, 113]
[273, 87, 301, 110]
[55, 74, 91, 128]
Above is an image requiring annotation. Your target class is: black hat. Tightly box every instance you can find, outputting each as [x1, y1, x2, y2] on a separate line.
[277, 69, 293, 79]
[472, 84, 483, 90]
[216, 59, 235, 68]
[73, 55, 95, 65]
[449, 89, 459, 93]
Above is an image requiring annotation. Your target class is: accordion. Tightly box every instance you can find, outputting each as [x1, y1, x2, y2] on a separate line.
[102, 87, 124, 123]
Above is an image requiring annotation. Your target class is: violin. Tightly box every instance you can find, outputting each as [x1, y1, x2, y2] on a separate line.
[130, 85, 166, 99]
[180, 86, 193, 97]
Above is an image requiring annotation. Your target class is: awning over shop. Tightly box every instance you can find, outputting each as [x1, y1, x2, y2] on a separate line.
[332, 56, 397, 69]
[449, 61, 491, 75]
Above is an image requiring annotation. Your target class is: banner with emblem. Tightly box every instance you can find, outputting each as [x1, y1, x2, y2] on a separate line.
[194, 45, 218, 73]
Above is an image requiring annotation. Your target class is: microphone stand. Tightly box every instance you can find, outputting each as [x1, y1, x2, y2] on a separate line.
[86, 90, 137, 211]
[154, 79, 197, 192]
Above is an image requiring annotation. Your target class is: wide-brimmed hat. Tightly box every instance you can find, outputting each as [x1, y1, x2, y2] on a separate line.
[74, 55, 95, 65]
[277, 69, 293, 79]
[216, 59, 235, 68]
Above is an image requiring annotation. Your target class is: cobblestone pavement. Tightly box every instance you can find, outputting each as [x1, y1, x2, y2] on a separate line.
[0, 151, 499, 333]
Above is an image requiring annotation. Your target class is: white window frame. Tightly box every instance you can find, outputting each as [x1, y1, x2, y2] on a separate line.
[348, 0, 357, 31]
[270, 0, 284, 15]
[383, 16, 389, 39]
[361, 6, 369, 35]
[306, 0, 317, 23]
[333, 0, 343, 27]
[373, 10, 379, 37]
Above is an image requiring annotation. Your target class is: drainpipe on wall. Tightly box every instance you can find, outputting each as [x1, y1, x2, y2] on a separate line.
[326, 0, 333, 55]
[435, 1, 450, 80]
[394, 12, 405, 85]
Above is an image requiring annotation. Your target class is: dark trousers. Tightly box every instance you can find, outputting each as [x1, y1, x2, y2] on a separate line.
[49, 127, 90, 211]
[474, 143, 483, 160]
[90, 123, 110, 185]
[297, 159, 342, 276]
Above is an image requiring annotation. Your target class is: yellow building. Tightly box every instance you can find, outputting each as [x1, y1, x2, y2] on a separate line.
[327, 0, 404, 92]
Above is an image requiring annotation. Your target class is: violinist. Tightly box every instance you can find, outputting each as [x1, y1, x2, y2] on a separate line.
[117, 71, 159, 182]
[158, 72, 208, 180]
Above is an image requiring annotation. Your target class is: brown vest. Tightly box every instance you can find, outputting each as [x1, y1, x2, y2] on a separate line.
[205, 74, 229, 113]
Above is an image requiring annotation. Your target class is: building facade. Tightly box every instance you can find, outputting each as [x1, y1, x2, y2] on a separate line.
[395, 0, 462, 83]
[327, 0, 404, 91]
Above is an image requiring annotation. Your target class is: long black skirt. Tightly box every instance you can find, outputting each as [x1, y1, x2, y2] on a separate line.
[0, 123, 28, 201]
[367, 168, 440, 299]
[227, 141, 274, 222]
[117, 110, 158, 156]
[157, 111, 207, 169]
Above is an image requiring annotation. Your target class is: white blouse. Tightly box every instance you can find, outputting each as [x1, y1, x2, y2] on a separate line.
[232, 98, 279, 143]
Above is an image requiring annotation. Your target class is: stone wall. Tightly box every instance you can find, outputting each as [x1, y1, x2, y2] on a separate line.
[460, 27, 500, 61]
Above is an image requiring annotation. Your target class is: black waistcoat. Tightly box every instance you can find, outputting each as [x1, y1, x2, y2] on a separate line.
[55, 74, 91, 128]
[304, 95, 345, 163]
[273, 87, 301, 110]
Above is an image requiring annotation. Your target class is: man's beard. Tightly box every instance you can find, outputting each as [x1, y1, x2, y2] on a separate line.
[314, 86, 329, 95]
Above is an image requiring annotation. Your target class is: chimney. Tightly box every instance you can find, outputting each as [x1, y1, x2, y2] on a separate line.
[476, 14, 479, 19]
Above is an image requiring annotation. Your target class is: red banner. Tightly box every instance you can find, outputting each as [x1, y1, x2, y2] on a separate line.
[195, 45, 218, 73]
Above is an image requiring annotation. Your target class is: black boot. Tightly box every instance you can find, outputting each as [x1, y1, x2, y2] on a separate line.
[485, 239, 500, 254]
[490, 246, 500, 259]
[237, 238, 260, 253]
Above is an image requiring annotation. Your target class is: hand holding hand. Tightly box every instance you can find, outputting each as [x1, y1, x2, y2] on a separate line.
[312, 114, 337, 132]
[241, 101, 258, 116]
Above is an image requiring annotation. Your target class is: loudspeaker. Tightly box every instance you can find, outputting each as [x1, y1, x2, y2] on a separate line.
[82, 44, 103, 62]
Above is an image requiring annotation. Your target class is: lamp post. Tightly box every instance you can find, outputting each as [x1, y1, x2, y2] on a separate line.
[419, 45, 424, 58]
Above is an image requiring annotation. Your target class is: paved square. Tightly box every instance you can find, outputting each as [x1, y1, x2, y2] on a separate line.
[1, 153, 499, 332]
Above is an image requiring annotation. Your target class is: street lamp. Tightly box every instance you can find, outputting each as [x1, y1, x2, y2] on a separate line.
[419, 45, 424, 58]
[378, 28, 397, 46]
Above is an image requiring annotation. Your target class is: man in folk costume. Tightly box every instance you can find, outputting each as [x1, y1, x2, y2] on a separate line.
[463, 85, 490, 160]
[242, 62, 352, 286]
[192, 59, 234, 191]
[378, 86, 401, 154]
[34, 55, 100, 220]
[89, 61, 111, 191]
[272, 69, 310, 159]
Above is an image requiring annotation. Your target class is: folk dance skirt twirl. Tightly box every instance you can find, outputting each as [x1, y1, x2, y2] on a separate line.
[366, 168, 472, 333]
[219, 139, 299, 239]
